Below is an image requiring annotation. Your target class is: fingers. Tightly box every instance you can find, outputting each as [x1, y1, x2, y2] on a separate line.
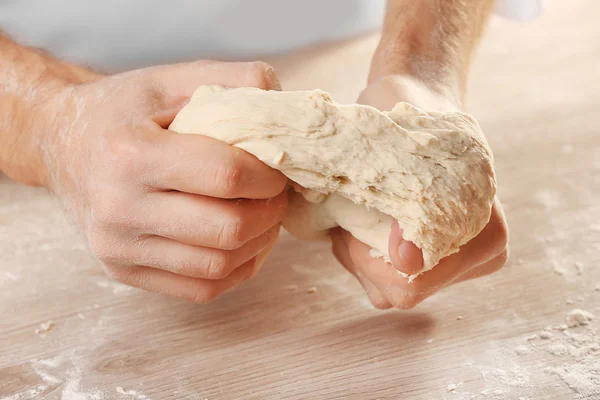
[254, 229, 279, 274]
[389, 198, 507, 278]
[331, 228, 392, 309]
[102, 258, 257, 304]
[388, 220, 424, 275]
[140, 190, 287, 249]
[333, 228, 468, 309]
[357, 273, 393, 309]
[453, 250, 509, 284]
[450, 199, 509, 268]
[338, 229, 428, 308]
[331, 198, 509, 309]
[144, 60, 282, 127]
[130, 224, 280, 279]
[150, 60, 281, 100]
[148, 133, 288, 199]
[140, 60, 288, 200]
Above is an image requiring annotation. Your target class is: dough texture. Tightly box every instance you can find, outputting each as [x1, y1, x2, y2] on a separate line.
[169, 86, 496, 279]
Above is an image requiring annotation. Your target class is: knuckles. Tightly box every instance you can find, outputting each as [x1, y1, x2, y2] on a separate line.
[102, 134, 148, 181]
[84, 139, 149, 233]
[86, 184, 139, 237]
[87, 227, 134, 267]
[87, 229, 119, 264]
[204, 250, 232, 279]
[215, 218, 245, 250]
[178, 249, 234, 280]
[101, 263, 141, 287]
[211, 158, 245, 198]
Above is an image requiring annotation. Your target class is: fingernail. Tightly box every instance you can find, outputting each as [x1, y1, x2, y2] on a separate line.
[396, 240, 423, 275]
[265, 67, 282, 91]
[398, 240, 412, 260]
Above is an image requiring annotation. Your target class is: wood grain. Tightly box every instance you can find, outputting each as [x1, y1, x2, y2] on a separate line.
[1, 1, 599, 399]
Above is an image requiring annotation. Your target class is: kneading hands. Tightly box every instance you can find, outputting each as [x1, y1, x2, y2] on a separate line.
[0, 0, 507, 308]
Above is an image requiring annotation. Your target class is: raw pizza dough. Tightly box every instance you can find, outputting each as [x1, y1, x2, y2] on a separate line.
[169, 86, 496, 280]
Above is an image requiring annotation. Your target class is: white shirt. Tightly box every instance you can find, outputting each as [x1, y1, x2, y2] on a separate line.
[0, 0, 542, 73]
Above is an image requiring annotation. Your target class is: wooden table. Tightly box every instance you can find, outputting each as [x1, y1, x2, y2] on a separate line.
[2, 1, 599, 399]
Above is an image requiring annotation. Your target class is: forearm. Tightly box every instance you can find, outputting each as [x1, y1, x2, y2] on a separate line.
[0, 34, 100, 187]
[370, 0, 494, 106]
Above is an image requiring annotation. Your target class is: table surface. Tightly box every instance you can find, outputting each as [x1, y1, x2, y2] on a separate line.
[1, 2, 599, 399]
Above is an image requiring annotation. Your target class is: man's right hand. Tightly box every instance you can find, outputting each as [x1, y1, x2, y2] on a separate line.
[34, 61, 288, 302]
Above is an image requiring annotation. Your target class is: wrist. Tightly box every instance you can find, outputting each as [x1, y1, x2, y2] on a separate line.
[0, 86, 59, 187]
[0, 39, 101, 187]
[368, 41, 463, 108]
[361, 74, 461, 113]
[369, 0, 489, 109]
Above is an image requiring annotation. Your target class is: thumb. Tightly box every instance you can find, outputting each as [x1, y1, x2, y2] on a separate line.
[388, 220, 424, 275]
[147, 60, 282, 127]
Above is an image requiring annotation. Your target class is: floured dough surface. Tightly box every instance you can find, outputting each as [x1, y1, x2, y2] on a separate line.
[169, 86, 496, 279]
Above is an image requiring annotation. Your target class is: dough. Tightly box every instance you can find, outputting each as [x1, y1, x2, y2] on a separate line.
[169, 86, 496, 280]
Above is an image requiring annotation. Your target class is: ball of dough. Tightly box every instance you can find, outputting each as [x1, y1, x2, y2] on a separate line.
[169, 86, 496, 280]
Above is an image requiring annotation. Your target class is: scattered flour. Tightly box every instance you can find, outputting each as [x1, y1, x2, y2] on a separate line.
[34, 354, 67, 370]
[446, 382, 462, 392]
[480, 388, 505, 397]
[515, 345, 532, 356]
[549, 324, 569, 331]
[27, 354, 126, 400]
[95, 279, 132, 296]
[539, 331, 553, 340]
[35, 320, 55, 336]
[552, 261, 583, 279]
[542, 310, 599, 398]
[61, 367, 104, 400]
[291, 263, 356, 296]
[450, 309, 599, 399]
[27, 355, 65, 397]
[115, 387, 150, 400]
[545, 361, 600, 398]
[566, 309, 594, 327]
[548, 343, 569, 356]
[0, 385, 47, 400]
